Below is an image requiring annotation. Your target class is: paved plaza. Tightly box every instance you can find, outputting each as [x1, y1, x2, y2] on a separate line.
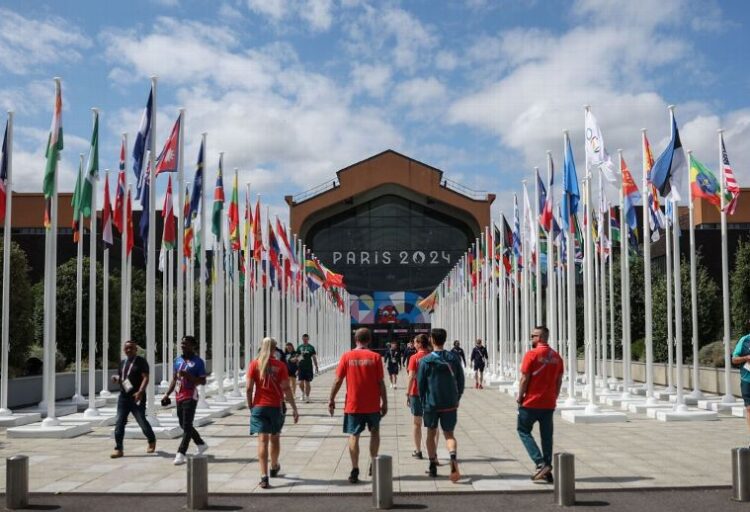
[0, 370, 745, 495]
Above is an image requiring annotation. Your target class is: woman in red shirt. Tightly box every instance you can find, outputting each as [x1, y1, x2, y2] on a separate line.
[247, 337, 299, 489]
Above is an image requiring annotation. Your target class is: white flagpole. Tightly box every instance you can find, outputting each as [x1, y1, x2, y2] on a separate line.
[665, 197, 675, 394]
[168, 249, 174, 383]
[146, 76, 158, 424]
[607, 203, 616, 385]
[199, 133, 207, 361]
[176, 109, 185, 352]
[546, 152, 556, 349]
[84, 108, 99, 418]
[671, 192, 686, 410]
[642, 130, 656, 403]
[584, 176, 598, 413]
[214, 153, 225, 401]
[244, 183, 251, 369]
[0, 111, 12, 415]
[126, 185, 132, 342]
[73, 153, 85, 406]
[101, 170, 110, 397]
[534, 170, 542, 324]
[120, 133, 128, 352]
[686, 150, 703, 400]
[161, 247, 168, 387]
[564, 131, 577, 405]
[719, 129, 734, 403]
[618, 151, 631, 400]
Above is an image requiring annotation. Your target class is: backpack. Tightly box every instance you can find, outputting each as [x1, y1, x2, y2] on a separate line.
[420, 351, 459, 412]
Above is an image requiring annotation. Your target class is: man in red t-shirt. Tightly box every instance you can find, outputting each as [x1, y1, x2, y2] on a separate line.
[516, 325, 564, 484]
[328, 328, 388, 484]
[405, 334, 431, 459]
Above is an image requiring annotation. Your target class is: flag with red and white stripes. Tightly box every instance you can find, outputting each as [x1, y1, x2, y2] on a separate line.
[721, 135, 740, 215]
[102, 172, 114, 247]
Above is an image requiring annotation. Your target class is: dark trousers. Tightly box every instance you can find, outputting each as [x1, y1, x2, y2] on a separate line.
[517, 406, 554, 467]
[114, 393, 156, 450]
[177, 399, 205, 454]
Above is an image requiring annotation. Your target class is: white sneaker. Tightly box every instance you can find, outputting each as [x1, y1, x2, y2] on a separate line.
[173, 453, 186, 465]
[393, 384, 397, 390]
[196, 443, 209, 455]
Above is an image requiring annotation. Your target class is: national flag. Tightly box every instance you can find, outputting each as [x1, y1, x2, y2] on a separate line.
[621, 155, 641, 234]
[584, 109, 617, 183]
[43, 80, 63, 228]
[305, 258, 326, 291]
[689, 153, 722, 209]
[126, 189, 134, 257]
[211, 155, 224, 239]
[721, 135, 741, 215]
[79, 110, 99, 219]
[267, 219, 282, 276]
[642, 132, 665, 241]
[253, 197, 263, 261]
[609, 206, 620, 243]
[139, 161, 151, 252]
[562, 132, 580, 232]
[275, 217, 298, 271]
[0, 121, 8, 224]
[162, 175, 176, 250]
[228, 172, 240, 251]
[319, 259, 345, 288]
[154, 113, 181, 175]
[188, 140, 204, 227]
[418, 290, 438, 313]
[183, 186, 193, 259]
[651, 111, 686, 200]
[102, 172, 114, 247]
[243, 191, 252, 252]
[540, 157, 554, 232]
[113, 142, 126, 234]
[523, 183, 537, 261]
[132, 87, 152, 199]
[512, 193, 521, 259]
[71, 161, 83, 243]
[501, 215, 513, 274]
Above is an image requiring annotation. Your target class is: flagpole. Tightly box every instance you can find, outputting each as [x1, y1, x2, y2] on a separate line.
[686, 150, 703, 400]
[177, 109, 185, 348]
[214, 152, 225, 401]
[126, 186, 132, 342]
[546, 151, 556, 349]
[168, 248, 174, 385]
[719, 129, 734, 403]
[199, 133, 207, 361]
[73, 154, 85, 406]
[607, 203, 616, 385]
[119, 133, 129, 366]
[0, 111, 12, 415]
[583, 174, 599, 413]
[146, 76, 158, 424]
[101, 170, 110, 398]
[244, 183, 251, 369]
[642, 129, 656, 404]
[618, 150, 631, 400]
[161, 245, 168, 386]
[84, 108, 100, 418]
[671, 191, 686, 410]
[563, 131, 577, 406]
[665, 196, 674, 394]
[534, 170, 542, 324]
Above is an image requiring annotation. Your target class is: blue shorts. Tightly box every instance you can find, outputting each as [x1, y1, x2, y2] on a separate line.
[343, 413, 381, 435]
[250, 406, 284, 435]
[298, 368, 314, 382]
[408, 396, 423, 417]
[742, 381, 750, 406]
[423, 409, 457, 432]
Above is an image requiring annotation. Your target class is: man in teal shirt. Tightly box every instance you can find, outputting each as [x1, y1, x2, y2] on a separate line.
[297, 334, 319, 403]
[732, 324, 750, 440]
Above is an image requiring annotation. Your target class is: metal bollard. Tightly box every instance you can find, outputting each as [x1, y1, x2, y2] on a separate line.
[732, 448, 750, 501]
[6, 455, 29, 510]
[372, 455, 393, 510]
[187, 455, 208, 510]
[553, 452, 575, 507]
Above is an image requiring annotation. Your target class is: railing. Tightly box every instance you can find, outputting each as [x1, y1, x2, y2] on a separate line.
[441, 178, 489, 201]
[292, 178, 340, 204]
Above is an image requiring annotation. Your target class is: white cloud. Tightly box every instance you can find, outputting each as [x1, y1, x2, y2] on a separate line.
[350, 63, 392, 98]
[0, 8, 90, 75]
[393, 77, 447, 109]
[435, 51, 458, 71]
[218, 3, 244, 21]
[301, 0, 334, 31]
[245, 0, 333, 32]
[247, 0, 287, 21]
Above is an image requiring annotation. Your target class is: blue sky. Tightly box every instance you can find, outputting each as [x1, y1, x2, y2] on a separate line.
[1, 0, 750, 222]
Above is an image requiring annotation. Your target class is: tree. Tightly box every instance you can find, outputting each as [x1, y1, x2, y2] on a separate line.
[731, 238, 750, 337]
[0, 238, 35, 371]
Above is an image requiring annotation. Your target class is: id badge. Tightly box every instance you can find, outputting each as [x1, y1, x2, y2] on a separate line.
[122, 378, 134, 393]
[175, 380, 182, 394]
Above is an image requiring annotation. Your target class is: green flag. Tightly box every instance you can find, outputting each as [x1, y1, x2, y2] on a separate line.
[211, 154, 224, 238]
[43, 80, 63, 228]
[79, 111, 99, 219]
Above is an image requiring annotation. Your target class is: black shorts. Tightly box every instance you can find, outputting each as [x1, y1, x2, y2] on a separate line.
[473, 362, 485, 372]
[387, 364, 399, 375]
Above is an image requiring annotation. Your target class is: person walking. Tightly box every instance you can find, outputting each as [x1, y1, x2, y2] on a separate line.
[516, 326, 564, 484]
[247, 337, 299, 489]
[284, 342, 300, 397]
[731, 320, 750, 440]
[417, 328, 464, 482]
[162, 335, 209, 465]
[111, 340, 156, 458]
[405, 334, 431, 459]
[451, 340, 466, 368]
[297, 334, 319, 403]
[328, 327, 388, 484]
[470, 339, 489, 389]
[402, 339, 417, 367]
[384, 341, 402, 389]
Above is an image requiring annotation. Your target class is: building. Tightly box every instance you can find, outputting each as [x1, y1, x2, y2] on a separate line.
[286, 150, 495, 348]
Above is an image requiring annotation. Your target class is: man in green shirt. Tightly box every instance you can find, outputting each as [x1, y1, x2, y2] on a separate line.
[731, 322, 750, 440]
[297, 334, 319, 403]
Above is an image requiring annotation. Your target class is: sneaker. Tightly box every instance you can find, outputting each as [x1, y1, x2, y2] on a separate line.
[110, 450, 123, 459]
[428, 460, 438, 478]
[348, 468, 360, 484]
[412, 450, 423, 459]
[270, 464, 281, 477]
[393, 384, 397, 390]
[479, 384, 484, 389]
[196, 443, 209, 455]
[532, 464, 552, 483]
[146, 442, 156, 454]
[449, 459, 461, 483]
[173, 453, 187, 466]
[259, 476, 270, 489]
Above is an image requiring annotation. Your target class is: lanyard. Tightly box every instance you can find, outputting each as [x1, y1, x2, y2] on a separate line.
[121, 358, 136, 381]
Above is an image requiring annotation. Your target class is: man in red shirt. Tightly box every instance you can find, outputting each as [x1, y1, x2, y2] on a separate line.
[516, 325, 564, 484]
[328, 328, 388, 484]
[405, 334, 431, 459]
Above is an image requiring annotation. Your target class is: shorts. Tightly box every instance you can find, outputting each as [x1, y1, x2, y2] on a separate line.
[473, 362, 485, 372]
[250, 406, 284, 435]
[423, 409, 457, 432]
[343, 412, 381, 435]
[298, 368, 314, 382]
[408, 396, 423, 417]
[742, 380, 750, 406]
[387, 364, 399, 376]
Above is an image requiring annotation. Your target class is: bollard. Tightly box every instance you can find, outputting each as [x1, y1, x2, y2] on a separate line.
[187, 455, 208, 510]
[6, 455, 29, 510]
[372, 455, 393, 510]
[553, 452, 575, 507]
[732, 447, 750, 501]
